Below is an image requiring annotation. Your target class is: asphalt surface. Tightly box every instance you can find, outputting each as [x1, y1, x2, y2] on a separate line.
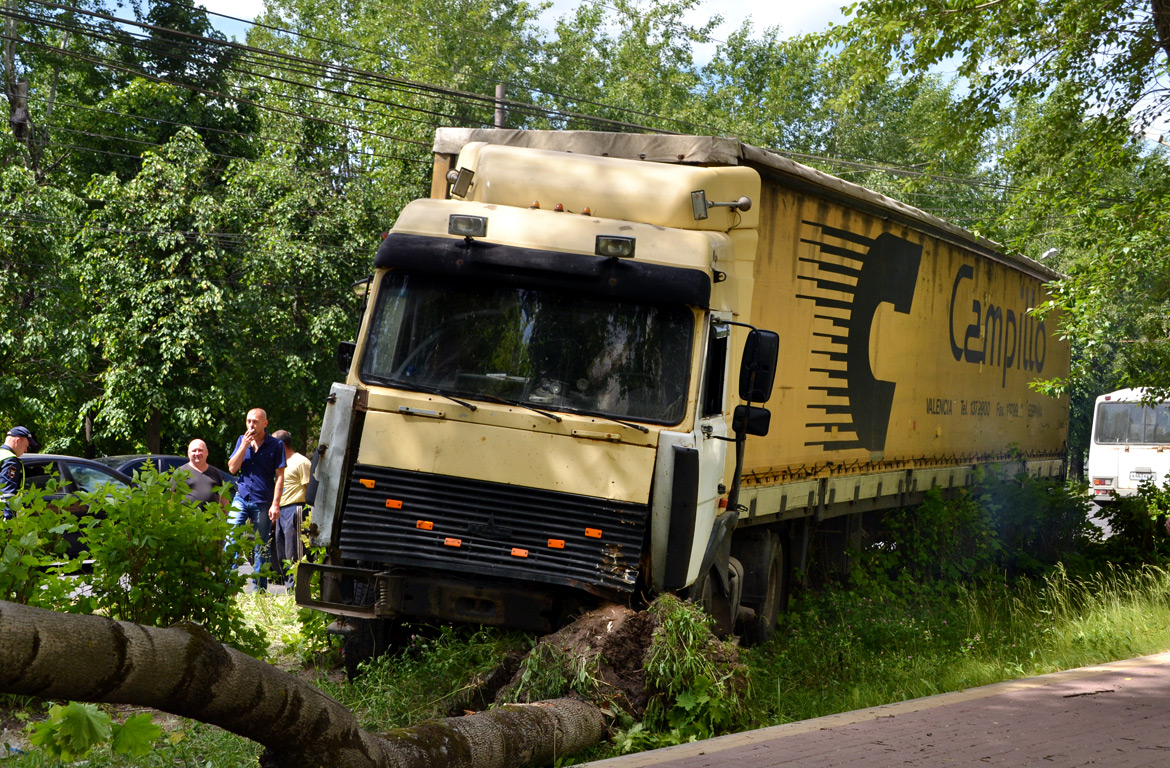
[584, 652, 1170, 767]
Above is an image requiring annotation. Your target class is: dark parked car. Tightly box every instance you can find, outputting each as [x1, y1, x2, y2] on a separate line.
[18, 454, 134, 559]
[96, 454, 237, 496]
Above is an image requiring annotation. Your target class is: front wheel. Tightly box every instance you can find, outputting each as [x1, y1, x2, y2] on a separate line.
[687, 562, 739, 637]
[735, 531, 791, 646]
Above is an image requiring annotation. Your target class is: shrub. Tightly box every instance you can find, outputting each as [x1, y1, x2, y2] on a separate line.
[852, 473, 1095, 595]
[0, 480, 83, 607]
[1089, 476, 1170, 566]
[74, 468, 265, 656]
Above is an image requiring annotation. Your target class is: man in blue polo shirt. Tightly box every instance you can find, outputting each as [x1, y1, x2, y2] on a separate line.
[227, 408, 285, 591]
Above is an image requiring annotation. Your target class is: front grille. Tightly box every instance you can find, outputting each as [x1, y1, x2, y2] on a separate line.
[338, 464, 648, 595]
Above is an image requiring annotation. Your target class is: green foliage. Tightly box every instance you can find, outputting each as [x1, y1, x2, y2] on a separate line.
[500, 640, 600, 704]
[322, 624, 527, 730]
[849, 473, 1094, 596]
[821, 0, 1164, 153]
[0, 160, 89, 447]
[75, 468, 266, 656]
[748, 564, 1170, 727]
[624, 595, 746, 750]
[27, 703, 160, 762]
[980, 471, 1096, 577]
[28, 703, 112, 762]
[1089, 477, 1170, 566]
[0, 482, 83, 607]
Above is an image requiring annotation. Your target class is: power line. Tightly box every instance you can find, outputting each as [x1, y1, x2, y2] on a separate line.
[148, 0, 719, 134]
[35, 95, 419, 165]
[13, 0, 695, 135]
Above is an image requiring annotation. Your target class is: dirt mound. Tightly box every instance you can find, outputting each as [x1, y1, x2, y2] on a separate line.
[489, 603, 658, 715]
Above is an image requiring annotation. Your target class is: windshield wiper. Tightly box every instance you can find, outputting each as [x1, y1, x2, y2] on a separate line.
[380, 379, 478, 412]
[564, 408, 651, 434]
[477, 394, 563, 423]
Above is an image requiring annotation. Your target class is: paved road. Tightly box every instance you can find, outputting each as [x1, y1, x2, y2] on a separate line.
[585, 652, 1170, 767]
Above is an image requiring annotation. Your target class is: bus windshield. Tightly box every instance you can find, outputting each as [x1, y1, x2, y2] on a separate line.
[359, 271, 694, 424]
[1094, 401, 1170, 445]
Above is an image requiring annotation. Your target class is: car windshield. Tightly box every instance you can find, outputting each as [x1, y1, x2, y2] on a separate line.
[359, 272, 695, 424]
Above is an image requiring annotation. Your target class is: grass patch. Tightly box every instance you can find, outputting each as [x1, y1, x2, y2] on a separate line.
[746, 564, 1170, 725]
[318, 623, 529, 730]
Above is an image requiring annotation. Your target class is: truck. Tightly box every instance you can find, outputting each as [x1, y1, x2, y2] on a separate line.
[296, 129, 1070, 656]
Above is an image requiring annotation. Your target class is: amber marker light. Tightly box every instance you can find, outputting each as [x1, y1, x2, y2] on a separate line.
[548, 539, 565, 549]
[416, 520, 434, 530]
[359, 479, 375, 488]
[511, 548, 529, 557]
[385, 499, 403, 509]
[585, 528, 602, 538]
[444, 538, 462, 547]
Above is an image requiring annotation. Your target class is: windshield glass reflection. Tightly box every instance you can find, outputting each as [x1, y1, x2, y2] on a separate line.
[360, 272, 694, 424]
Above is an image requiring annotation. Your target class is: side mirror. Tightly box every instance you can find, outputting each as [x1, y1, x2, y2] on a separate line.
[337, 341, 356, 373]
[739, 329, 779, 403]
[733, 405, 771, 437]
[350, 276, 371, 299]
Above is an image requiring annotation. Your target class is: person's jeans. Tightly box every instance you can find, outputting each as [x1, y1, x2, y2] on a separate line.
[273, 503, 304, 584]
[229, 498, 273, 590]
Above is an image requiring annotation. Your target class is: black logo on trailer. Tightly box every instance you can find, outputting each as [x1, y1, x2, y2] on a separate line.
[797, 223, 923, 452]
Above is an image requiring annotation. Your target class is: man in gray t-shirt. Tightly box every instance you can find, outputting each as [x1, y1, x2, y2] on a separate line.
[177, 439, 227, 509]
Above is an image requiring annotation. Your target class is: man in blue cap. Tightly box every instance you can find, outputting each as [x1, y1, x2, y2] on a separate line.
[1, 426, 40, 519]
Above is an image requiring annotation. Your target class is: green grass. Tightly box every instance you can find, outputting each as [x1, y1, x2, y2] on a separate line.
[745, 564, 1170, 726]
[5, 566, 1170, 766]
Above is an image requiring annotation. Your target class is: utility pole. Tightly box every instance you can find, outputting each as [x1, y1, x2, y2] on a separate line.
[494, 83, 506, 129]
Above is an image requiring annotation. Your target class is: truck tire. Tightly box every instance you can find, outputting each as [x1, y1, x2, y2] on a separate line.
[688, 562, 739, 637]
[342, 579, 398, 680]
[735, 531, 791, 646]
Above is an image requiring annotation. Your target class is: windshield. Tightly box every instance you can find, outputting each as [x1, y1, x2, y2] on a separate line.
[1095, 401, 1170, 445]
[360, 271, 695, 424]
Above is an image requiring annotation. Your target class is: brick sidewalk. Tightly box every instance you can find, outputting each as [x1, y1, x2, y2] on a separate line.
[585, 653, 1170, 767]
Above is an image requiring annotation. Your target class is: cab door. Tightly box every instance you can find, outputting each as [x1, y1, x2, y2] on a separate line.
[650, 317, 731, 591]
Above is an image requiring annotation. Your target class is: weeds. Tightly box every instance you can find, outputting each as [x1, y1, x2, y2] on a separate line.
[501, 640, 601, 704]
[747, 563, 1170, 726]
[618, 595, 747, 752]
[320, 623, 527, 730]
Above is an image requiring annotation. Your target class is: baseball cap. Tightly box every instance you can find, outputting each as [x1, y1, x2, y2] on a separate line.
[6, 426, 40, 451]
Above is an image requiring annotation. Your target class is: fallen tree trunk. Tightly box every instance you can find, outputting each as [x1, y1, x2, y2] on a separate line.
[0, 600, 604, 768]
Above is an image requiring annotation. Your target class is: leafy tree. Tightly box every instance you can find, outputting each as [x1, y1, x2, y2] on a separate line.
[215, 155, 379, 451]
[821, 0, 1170, 150]
[529, 0, 717, 132]
[0, 137, 90, 447]
[77, 127, 235, 452]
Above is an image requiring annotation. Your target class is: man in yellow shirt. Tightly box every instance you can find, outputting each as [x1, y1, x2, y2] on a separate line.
[272, 429, 311, 587]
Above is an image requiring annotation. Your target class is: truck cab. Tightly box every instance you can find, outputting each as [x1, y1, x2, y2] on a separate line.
[297, 139, 773, 646]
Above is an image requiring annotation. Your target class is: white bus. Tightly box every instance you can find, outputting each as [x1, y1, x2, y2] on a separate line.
[1088, 388, 1170, 502]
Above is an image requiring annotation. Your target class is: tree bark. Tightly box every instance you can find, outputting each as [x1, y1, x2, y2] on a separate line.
[1154, 0, 1170, 64]
[0, 601, 604, 768]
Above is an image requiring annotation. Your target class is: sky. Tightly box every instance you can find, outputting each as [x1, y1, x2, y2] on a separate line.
[198, 0, 850, 49]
